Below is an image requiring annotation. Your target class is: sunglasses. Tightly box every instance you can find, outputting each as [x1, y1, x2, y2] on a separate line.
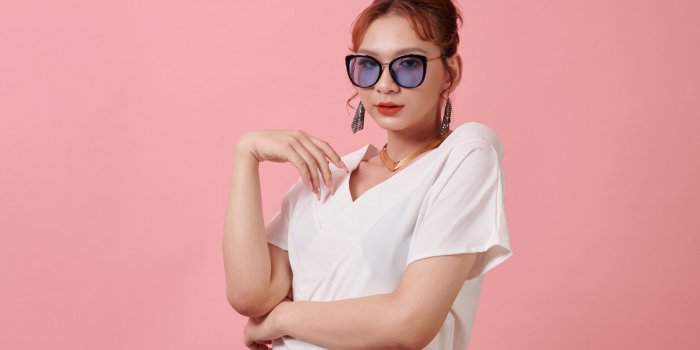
[345, 53, 445, 89]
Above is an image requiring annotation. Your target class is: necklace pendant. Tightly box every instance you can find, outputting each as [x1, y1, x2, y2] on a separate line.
[379, 131, 451, 172]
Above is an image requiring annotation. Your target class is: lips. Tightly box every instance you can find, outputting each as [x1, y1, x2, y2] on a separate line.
[376, 102, 403, 116]
[377, 102, 402, 107]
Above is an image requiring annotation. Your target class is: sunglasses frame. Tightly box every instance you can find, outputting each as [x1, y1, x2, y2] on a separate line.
[345, 53, 445, 89]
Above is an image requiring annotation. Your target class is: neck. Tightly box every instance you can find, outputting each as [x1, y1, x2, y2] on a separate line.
[383, 111, 442, 160]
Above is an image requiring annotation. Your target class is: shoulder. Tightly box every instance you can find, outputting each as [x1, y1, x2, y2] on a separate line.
[448, 121, 506, 161]
[431, 122, 504, 188]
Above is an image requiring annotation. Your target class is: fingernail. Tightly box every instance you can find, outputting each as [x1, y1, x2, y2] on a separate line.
[316, 187, 321, 200]
[340, 161, 349, 170]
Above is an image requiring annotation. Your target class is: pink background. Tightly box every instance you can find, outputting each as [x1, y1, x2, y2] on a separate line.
[1, 0, 698, 349]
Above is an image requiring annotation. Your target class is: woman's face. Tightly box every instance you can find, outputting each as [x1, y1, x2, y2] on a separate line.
[354, 14, 461, 133]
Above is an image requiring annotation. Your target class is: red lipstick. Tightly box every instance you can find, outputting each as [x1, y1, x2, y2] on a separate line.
[376, 102, 403, 116]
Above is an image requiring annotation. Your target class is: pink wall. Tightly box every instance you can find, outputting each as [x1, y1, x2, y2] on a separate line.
[1, 0, 698, 349]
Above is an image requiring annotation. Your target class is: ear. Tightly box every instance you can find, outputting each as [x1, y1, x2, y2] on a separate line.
[442, 53, 463, 95]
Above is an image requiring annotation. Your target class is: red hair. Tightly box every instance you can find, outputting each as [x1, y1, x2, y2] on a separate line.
[349, 0, 462, 58]
[346, 0, 463, 109]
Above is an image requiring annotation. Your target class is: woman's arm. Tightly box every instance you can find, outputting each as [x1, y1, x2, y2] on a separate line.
[223, 136, 292, 317]
[263, 252, 479, 350]
[224, 130, 348, 319]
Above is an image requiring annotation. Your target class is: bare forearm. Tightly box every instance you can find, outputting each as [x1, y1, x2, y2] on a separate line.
[276, 294, 416, 350]
[222, 139, 273, 315]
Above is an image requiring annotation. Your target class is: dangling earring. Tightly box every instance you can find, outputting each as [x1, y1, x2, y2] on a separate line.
[352, 101, 365, 134]
[440, 97, 452, 136]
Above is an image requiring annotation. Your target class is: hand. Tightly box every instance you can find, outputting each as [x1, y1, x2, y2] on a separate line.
[243, 297, 292, 349]
[237, 129, 349, 196]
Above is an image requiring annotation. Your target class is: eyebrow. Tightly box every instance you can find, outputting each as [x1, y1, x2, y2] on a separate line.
[357, 47, 429, 57]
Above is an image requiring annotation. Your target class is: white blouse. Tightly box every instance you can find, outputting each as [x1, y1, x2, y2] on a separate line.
[265, 121, 513, 349]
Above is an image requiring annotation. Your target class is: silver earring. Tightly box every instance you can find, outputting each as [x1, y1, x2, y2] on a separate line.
[440, 98, 452, 136]
[352, 101, 365, 134]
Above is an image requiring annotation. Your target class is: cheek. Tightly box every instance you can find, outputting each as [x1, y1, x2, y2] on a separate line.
[357, 90, 372, 104]
[403, 91, 440, 117]
[424, 69, 447, 92]
[412, 76, 444, 104]
[407, 92, 435, 105]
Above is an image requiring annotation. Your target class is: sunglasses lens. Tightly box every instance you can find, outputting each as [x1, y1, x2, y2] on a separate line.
[391, 56, 425, 88]
[348, 56, 380, 87]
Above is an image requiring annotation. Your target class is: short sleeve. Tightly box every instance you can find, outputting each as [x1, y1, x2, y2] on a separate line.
[265, 179, 301, 251]
[406, 139, 512, 281]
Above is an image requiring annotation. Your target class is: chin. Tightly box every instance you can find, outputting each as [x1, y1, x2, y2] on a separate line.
[369, 114, 397, 125]
[374, 119, 414, 132]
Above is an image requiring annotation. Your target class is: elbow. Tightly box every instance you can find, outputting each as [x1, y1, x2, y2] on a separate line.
[395, 334, 433, 350]
[392, 310, 441, 350]
[226, 289, 272, 318]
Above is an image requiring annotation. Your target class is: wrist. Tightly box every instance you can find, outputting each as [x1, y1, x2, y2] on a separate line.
[271, 300, 293, 336]
[235, 137, 260, 164]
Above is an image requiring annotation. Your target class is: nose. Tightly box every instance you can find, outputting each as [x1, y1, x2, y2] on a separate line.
[375, 63, 399, 94]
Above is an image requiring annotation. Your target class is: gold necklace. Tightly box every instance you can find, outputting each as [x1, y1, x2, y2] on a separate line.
[379, 130, 453, 172]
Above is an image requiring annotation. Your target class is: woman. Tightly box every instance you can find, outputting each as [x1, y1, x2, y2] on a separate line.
[223, 0, 513, 349]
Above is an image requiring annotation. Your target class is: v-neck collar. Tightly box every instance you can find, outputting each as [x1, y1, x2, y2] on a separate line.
[313, 121, 499, 205]
[313, 122, 489, 225]
[344, 123, 475, 204]
[312, 127, 465, 231]
[344, 143, 435, 204]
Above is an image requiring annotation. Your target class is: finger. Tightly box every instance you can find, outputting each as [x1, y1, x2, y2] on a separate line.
[244, 336, 255, 349]
[244, 336, 268, 350]
[282, 143, 314, 193]
[288, 137, 321, 195]
[307, 136, 348, 172]
[288, 138, 318, 194]
[297, 134, 333, 189]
